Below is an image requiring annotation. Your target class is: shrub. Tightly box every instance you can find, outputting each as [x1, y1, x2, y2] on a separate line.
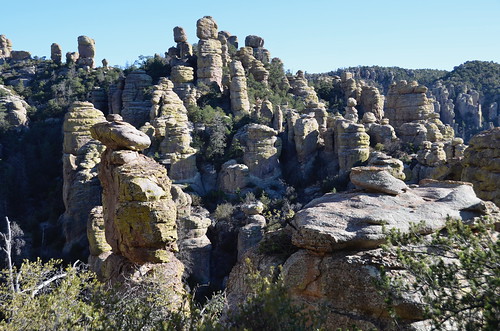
[380, 217, 500, 330]
[227, 259, 324, 330]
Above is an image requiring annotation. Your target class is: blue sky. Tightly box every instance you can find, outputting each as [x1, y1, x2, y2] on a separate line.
[2, 0, 499, 73]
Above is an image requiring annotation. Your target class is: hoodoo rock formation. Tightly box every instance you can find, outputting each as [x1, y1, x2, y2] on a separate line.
[59, 102, 106, 258]
[196, 16, 223, 89]
[77, 35, 96, 68]
[88, 118, 185, 291]
[462, 127, 500, 206]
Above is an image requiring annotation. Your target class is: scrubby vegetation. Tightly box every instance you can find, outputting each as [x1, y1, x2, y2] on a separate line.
[381, 217, 500, 330]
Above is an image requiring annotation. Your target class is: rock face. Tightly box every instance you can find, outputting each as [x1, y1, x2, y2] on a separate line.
[227, 180, 498, 329]
[170, 65, 197, 108]
[288, 70, 318, 103]
[234, 124, 281, 184]
[456, 89, 482, 129]
[293, 113, 320, 177]
[60, 101, 106, 258]
[432, 81, 455, 127]
[77, 35, 95, 68]
[149, 78, 198, 182]
[292, 180, 488, 252]
[120, 70, 153, 128]
[462, 127, 500, 206]
[218, 160, 250, 193]
[229, 60, 251, 120]
[196, 16, 223, 89]
[66, 52, 79, 64]
[0, 35, 12, 58]
[0, 85, 29, 127]
[385, 80, 434, 130]
[172, 185, 211, 286]
[51, 43, 62, 64]
[359, 85, 384, 120]
[10, 51, 31, 61]
[334, 119, 370, 172]
[237, 46, 269, 84]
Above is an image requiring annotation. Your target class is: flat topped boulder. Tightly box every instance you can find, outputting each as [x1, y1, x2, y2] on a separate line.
[90, 120, 151, 151]
[350, 166, 408, 195]
[292, 180, 498, 252]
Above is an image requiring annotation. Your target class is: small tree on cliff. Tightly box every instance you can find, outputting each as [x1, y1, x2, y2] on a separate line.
[381, 217, 499, 330]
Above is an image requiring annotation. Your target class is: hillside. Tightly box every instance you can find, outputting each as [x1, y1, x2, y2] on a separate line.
[0, 16, 498, 330]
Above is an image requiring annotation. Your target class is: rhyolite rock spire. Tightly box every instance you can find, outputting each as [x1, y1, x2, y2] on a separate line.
[77, 35, 96, 68]
[229, 60, 251, 120]
[196, 16, 223, 89]
[59, 101, 106, 258]
[90, 117, 180, 263]
[0, 35, 12, 58]
[51, 43, 62, 64]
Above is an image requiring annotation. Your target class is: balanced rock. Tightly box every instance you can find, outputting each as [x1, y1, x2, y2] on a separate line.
[173, 26, 187, 43]
[350, 167, 408, 195]
[90, 120, 151, 151]
[245, 35, 264, 48]
[196, 16, 218, 39]
[196, 17, 223, 88]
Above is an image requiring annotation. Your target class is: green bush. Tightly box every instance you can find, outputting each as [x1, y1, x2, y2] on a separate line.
[227, 260, 324, 330]
[380, 217, 500, 330]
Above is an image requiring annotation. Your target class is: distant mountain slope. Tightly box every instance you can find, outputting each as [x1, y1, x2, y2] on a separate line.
[441, 61, 500, 106]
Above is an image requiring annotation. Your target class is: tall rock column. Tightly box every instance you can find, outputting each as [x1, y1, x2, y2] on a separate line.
[0, 35, 12, 58]
[77, 35, 95, 68]
[229, 60, 251, 120]
[149, 78, 199, 183]
[120, 70, 153, 128]
[90, 119, 178, 263]
[170, 65, 197, 108]
[51, 43, 62, 64]
[196, 16, 223, 89]
[60, 101, 106, 258]
[335, 118, 370, 173]
[462, 127, 500, 206]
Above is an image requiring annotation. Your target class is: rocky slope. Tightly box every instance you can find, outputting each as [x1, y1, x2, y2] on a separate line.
[0, 15, 498, 330]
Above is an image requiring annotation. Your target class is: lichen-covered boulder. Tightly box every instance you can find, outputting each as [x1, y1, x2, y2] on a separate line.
[90, 120, 151, 151]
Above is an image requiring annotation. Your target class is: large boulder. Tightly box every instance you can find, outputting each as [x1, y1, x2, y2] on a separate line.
[90, 120, 151, 151]
[292, 180, 492, 252]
